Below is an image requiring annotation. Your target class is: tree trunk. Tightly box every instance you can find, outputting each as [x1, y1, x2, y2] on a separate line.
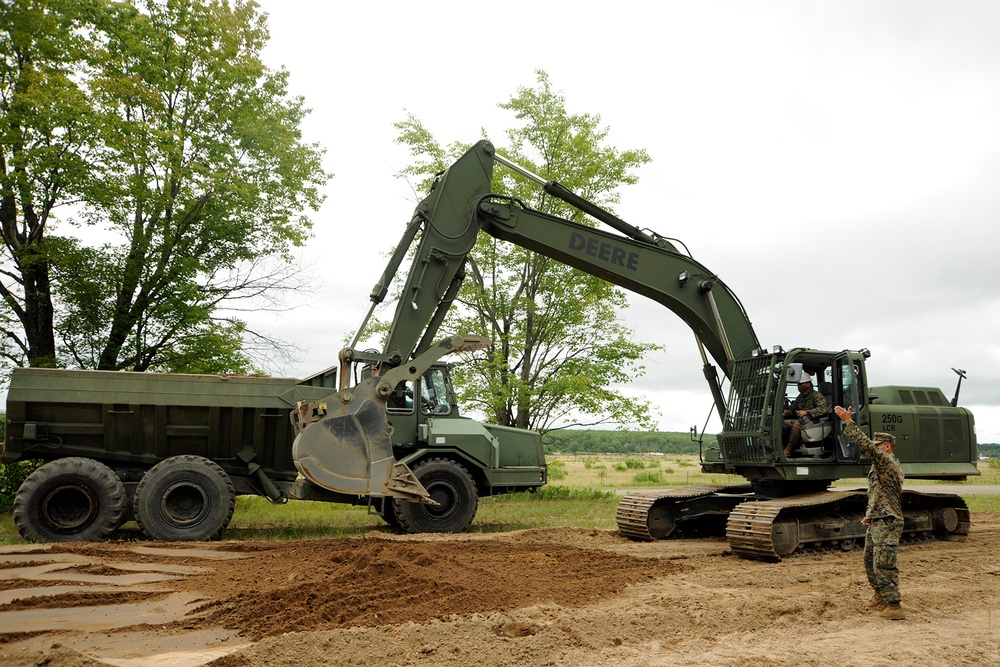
[0, 164, 58, 368]
[20, 248, 57, 367]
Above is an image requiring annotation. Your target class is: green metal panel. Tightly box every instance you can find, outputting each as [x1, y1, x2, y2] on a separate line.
[395, 417, 546, 491]
[486, 467, 548, 488]
[866, 385, 978, 473]
[483, 423, 547, 468]
[7, 367, 331, 408]
[423, 417, 498, 469]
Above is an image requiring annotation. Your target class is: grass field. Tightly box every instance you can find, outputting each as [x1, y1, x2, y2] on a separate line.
[1, 454, 996, 544]
[546, 452, 1000, 488]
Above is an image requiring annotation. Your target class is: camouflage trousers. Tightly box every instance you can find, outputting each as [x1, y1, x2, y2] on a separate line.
[783, 419, 805, 448]
[864, 516, 903, 604]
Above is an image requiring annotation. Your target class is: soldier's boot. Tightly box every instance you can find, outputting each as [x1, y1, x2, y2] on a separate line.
[784, 428, 801, 458]
[877, 602, 906, 620]
[783, 438, 796, 458]
[867, 591, 887, 610]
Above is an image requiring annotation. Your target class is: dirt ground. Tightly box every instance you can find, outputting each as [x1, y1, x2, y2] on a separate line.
[0, 515, 998, 667]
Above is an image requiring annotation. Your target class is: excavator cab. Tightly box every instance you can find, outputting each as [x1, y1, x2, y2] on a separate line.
[717, 348, 870, 475]
[778, 352, 865, 462]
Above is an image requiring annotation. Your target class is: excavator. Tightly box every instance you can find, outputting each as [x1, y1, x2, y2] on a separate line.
[291, 139, 978, 559]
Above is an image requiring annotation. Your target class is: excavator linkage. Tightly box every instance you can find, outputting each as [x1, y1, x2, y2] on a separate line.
[290, 335, 490, 504]
[291, 378, 435, 503]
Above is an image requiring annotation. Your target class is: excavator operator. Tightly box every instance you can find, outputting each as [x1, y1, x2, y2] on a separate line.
[782, 374, 828, 458]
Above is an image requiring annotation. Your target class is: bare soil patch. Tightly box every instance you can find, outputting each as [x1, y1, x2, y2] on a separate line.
[1, 515, 998, 667]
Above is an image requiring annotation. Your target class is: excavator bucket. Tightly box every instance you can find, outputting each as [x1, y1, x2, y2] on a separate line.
[291, 380, 432, 503]
[290, 335, 489, 504]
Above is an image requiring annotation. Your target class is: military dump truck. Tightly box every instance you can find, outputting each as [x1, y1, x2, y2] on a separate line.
[286, 139, 977, 560]
[3, 336, 546, 543]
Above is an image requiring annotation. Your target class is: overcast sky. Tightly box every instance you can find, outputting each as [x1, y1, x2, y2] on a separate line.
[250, 0, 1000, 442]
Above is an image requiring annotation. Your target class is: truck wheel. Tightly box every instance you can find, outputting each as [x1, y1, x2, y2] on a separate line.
[13, 458, 127, 543]
[393, 458, 478, 533]
[134, 455, 235, 541]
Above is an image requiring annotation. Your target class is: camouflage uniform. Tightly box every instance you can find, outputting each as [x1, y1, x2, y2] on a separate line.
[844, 423, 904, 605]
[782, 386, 828, 455]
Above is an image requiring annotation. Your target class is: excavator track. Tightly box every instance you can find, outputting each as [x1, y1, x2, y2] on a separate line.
[726, 489, 970, 561]
[616, 484, 755, 541]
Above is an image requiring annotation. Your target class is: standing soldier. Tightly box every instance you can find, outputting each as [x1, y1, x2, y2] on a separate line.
[833, 405, 906, 620]
[782, 374, 828, 458]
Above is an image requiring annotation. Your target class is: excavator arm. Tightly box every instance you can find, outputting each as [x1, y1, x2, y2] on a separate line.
[355, 142, 497, 374]
[375, 140, 760, 414]
[293, 139, 761, 498]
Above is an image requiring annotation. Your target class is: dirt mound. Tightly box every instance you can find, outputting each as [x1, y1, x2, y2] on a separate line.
[178, 531, 682, 638]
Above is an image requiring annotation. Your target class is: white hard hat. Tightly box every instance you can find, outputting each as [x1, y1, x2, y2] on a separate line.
[799, 373, 813, 384]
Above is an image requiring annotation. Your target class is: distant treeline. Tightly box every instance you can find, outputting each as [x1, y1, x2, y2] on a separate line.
[980, 442, 1000, 458]
[543, 429, 1000, 458]
[543, 430, 703, 455]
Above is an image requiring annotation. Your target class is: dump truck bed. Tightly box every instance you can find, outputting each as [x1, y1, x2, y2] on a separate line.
[3, 367, 334, 487]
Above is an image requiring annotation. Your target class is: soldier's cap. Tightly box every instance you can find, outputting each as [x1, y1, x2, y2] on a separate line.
[873, 432, 896, 446]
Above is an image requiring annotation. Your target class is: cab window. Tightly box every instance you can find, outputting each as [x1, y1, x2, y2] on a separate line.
[387, 381, 414, 414]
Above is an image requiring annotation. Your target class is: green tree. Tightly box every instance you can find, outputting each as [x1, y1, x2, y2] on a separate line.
[0, 0, 99, 369]
[1, 0, 328, 375]
[395, 70, 660, 435]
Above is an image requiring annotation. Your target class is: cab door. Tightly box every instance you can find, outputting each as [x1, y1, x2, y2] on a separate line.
[834, 351, 864, 462]
[386, 378, 419, 447]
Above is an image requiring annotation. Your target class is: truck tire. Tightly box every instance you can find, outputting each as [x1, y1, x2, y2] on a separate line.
[373, 497, 402, 530]
[13, 457, 127, 543]
[393, 458, 478, 533]
[133, 455, 235, 541]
